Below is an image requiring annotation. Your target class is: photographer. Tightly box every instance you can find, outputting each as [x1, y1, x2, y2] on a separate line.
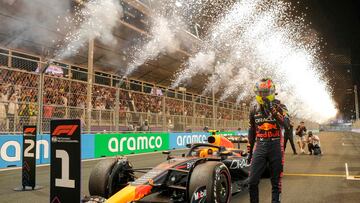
[307, 131, 321, 155]
[296, 121, 307, 154]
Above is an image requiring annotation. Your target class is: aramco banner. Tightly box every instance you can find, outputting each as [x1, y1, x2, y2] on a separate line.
[94, 132, 169, 158]
[169, 132, 210, 149]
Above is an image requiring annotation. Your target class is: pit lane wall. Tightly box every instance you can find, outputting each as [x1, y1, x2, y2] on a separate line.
[351, 120, 360, 133]
[0, 131, 247, 168]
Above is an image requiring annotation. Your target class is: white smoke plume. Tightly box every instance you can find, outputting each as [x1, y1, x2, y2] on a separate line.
[171, 51, 216, 87]
[124, 0, 232, 76]
[55, 0, 123, 60]
[172, 0, 337, 123]
[202, 62, 235, 94]
[0, 0, 71, 50]
[125, 15, 181, 76]
[0, 0, 123, 60]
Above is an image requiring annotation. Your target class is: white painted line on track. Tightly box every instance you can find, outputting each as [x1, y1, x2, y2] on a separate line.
[284, 173, 345, 178]
[0, 149, 186, 172]
[345, 162, 360, 181]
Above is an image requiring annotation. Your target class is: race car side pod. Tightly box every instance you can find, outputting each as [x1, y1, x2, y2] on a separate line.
[106, 184, 153, 203]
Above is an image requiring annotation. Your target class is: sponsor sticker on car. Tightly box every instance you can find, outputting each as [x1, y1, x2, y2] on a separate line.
[191, 186, 207, 202]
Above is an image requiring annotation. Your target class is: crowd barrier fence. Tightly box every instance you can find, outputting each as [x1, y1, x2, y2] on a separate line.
[0, 131, 248, 168]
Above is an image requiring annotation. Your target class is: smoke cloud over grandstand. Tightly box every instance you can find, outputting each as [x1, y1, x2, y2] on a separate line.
[0, 0, 337, 123]
[0, 0, 72, 49]
[55, 0, 123, 60]
[125, 1, 185, 76]
[0, 0, 123, 59]
[171, 0, 337, 123]
[125, 15, 181, 76]
[125, 0, 217, 76]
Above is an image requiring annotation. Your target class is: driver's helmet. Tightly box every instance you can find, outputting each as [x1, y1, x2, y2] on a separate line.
[199, 149, 207, 158]
[254, 78, 276, 104]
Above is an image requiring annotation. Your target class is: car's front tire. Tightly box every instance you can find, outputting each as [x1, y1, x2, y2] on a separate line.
[189, 161, 231, 203]
[88, 158, 133, 198]
[88, 158, 118, 198]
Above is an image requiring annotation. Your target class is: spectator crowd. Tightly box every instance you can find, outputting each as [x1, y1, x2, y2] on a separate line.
[0, 66, 245, 132]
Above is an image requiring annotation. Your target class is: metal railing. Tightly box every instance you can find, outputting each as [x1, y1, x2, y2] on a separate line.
[0, 48, 249, 134]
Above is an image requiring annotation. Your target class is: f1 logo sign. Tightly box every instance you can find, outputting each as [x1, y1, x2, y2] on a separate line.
[50, 119, 81, 203]
[22, 125, 37, 188]
[24, 127, 36, 134]
[52, 125, 78, 136]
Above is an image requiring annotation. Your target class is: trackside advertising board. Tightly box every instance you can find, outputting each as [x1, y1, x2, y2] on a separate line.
[94, 132, 169, 158]
[0, 131, 242, 168]
[169, 132, 210, 149]
[0, 135, 50, 168]
[217, 131, 248, 136]
[0, 134, 93, 168]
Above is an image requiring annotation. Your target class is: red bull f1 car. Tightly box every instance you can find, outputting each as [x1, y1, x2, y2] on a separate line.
[84, 132, 255, 203]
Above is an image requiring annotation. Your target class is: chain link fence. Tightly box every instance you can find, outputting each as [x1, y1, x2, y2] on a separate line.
[0, 47, 248, 134]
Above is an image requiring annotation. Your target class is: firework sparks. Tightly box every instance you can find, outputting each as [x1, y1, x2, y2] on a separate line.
[55, 0, 123, 60]
[172, 0, 337, 123]
[125, 15, 181, 76]
[125, 0, 235, 76]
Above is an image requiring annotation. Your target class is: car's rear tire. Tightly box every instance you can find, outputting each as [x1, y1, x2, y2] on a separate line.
[88, 158, 117, 198]
[189, 162, 231, 203]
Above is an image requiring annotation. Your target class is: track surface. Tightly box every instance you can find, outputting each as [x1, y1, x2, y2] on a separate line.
[1, 132, 360, 203]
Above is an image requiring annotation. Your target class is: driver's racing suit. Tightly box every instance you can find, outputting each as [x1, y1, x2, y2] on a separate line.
[248, 99, 289, 203]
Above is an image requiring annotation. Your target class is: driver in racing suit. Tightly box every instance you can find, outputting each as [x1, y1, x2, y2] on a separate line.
[248, 78, 290, 203]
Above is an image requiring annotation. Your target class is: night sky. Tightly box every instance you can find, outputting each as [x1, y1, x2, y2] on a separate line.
[294, 0, 360, 120]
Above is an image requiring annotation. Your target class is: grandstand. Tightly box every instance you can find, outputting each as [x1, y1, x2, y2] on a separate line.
[0, 0, 322, 134]
[0, 0, 253, 134]
[0, 47, 249, 134]
[0, 0, 323, 135]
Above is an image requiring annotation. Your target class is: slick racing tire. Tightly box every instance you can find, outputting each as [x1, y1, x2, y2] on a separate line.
[88, 158, 117, 198]
[189, 162, 231, 203]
